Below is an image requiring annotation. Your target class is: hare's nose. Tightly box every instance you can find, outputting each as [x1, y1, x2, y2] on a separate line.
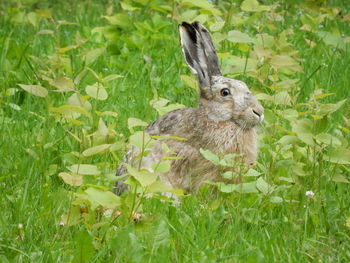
[252, 106, 264, 121]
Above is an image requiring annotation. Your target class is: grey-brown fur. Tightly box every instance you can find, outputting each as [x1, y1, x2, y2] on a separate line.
[115, 22, 264, 194]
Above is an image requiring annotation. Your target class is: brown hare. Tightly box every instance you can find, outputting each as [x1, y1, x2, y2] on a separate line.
[116, 21, 264, 194]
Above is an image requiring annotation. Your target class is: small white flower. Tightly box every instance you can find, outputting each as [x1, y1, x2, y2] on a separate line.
[18, 224, 23, 230]
[305, 190, 315, 199]
[59, 221, 65, 227]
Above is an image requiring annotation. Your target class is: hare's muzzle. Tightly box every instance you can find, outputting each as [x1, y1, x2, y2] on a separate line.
[252, 105, 264, 123]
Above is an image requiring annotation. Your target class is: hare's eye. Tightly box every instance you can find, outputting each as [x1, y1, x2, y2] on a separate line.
[220, 88, 231, 97]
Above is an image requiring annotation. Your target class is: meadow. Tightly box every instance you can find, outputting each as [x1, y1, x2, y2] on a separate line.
[0, 0, 350, 262]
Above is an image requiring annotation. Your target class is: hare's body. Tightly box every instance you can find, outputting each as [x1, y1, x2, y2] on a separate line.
[144, 108, 258, 192]
[116, 22, 263, 194]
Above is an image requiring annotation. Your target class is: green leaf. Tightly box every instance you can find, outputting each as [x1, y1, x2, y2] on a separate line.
[129, 233, 144, 263]
[222, 56, 258, 74]
[317, 99, 346, 116]
[292, 119, 313, 134]
[234, 182, 259, 194]
[104, 14, 132, 28]
[147, 181, 173, 193]
[128, 117, 149, 129]
[227, 30, 255, 43]
[121, 2, 139, 11]
[125, 164, 158, 187]
[256, 177, 273, 194]
[315, 133, 341, 146]
[209, 21, 225, 32]
[317, 31, 347, 50]
[273, 91, 291, 106]
[68, 93, 92, 111]
[152, 160, 171, 174]
[210, 181, 259, 193]
[73, 229, 94, 263]
[67, 164, 100, 175]
[82, 144, 111, 157]
[61, 206, 81, 226]
[18, 84, 48, 98]
[50, 77, 75, 92]
[181, 0, 221, 15]
[222, 171, 235, 180]
[150, 98, 186, 115]
[83, 47, 105, 64]
[296, 132, 315, 146]
[241, 0, 272, 12]
[245, 168, 261, 177]
[129, 131, 154, 150]
[49, 105, 91, 119]
[270, 196, 284, 203]
[84, 187, 120, 209]
[110, 141, 125, 151]
[270, 55, 302, 72]
[332, 174, 349, 184]
[152, 219, 170, 250]
[98, 118, 108, 136]
[276, 135, 299, 146]
[95, 110, 119, 117]
[180, 74, 197, 89]
[85, 83, 108, 100]
[102, 74, 123, 82]
[200, 148, 220, 165]
[326, 148, 350, 165]
[58, 172, 83, 186]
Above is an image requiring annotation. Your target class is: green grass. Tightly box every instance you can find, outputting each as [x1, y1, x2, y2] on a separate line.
[1, 0, 350, 262]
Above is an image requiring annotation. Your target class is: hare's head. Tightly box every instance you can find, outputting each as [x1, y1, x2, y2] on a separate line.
[179, 21, 264, 129]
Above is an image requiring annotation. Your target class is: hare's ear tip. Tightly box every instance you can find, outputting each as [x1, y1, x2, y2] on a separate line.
[179, 22, 193, 30]
[191, 21, 200, 26]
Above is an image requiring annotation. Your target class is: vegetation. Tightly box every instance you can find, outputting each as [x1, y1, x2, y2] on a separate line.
[1, 0, 350, 262]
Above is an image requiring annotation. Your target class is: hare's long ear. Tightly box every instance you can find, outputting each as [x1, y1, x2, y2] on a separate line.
[179, 22, 210, 88]
[191, 21, 221, 77]
[179, 22, 221, 92]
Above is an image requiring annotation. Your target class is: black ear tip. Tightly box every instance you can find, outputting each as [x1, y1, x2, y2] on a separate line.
[192, 21, 207, 33]
[191, 21, 200, 27]
[180, 21, 191, 27]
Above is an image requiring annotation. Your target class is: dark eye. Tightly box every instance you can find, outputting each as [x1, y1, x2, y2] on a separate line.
[220, 88, 231, 97]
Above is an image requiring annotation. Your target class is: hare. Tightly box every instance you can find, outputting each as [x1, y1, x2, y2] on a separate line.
[116, 21, 264, 194]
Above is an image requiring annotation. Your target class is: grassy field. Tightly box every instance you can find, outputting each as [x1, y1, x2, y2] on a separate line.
[1, 0, 350, 262]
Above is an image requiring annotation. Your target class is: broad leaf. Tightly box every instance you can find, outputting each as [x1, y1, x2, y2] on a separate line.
[227, 30, 255, 43]
[129, 131, 154, 150]
[58, 172, 83, 186]
[84, 187, 120, 209]
[18, 84, 48, 97]
[152, 160, 171, 174]
[200, 148, 220, 165]
[128, 117, 149, 129]
[326, 148, 350, 165]
[83, 47, 106, 64]
[72, 229, 94, 263]
[50, 77, 75, 92]
[67, 164, 100, 175]
[256, 177, 273, 194]
[82, 144, 111, 157]
[85, 83, 108, 100]
[241, 0, 272, 12]
[125, 164, 158, 187]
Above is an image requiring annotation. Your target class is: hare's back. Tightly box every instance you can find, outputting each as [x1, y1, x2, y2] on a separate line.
[146, 108, 199, 138]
